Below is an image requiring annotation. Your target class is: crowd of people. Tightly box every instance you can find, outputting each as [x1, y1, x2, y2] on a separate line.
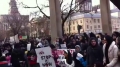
[0, 32, 120, 67]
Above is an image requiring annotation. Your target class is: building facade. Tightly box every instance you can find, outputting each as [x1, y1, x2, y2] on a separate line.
[0, 0, 29, 36]
[29, 16, 50, 37]
[64, 13, 119, 34]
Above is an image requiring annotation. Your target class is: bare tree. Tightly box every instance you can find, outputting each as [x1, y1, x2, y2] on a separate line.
[1, 15, 29, 36]
[20, 0, 87, 35]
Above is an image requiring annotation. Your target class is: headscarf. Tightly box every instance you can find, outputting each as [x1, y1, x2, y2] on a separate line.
[104, 35, 113, 64]
[64, 50, 73, 65]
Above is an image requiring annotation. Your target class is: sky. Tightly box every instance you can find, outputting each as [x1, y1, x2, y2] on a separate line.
[0, 0, 117, 16]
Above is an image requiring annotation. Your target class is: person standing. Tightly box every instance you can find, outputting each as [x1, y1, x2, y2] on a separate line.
[73, 45, 87, 67]
[103, 35, 119, 67]
[87, 37, 103, 67]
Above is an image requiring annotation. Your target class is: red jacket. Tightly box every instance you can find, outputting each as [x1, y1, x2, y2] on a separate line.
[28, 56, 37, 65]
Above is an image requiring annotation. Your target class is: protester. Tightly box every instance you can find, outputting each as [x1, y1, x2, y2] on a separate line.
[11, 43, 27, 67]
[73, 45, 86, 67]
[27, 49, 38, 67]
[1, 31, 120, 67]
[68, 39, 77, 49]
[50, 44, 60, 67]
[64, 50, 74, 67]
[87, 37, 103, 67]
[103, 35, 119, 67]
[116, 37, 120, 65]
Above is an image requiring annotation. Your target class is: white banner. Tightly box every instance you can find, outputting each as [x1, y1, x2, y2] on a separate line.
[60, 44, 67, 49]
[35, 47, 56, 67]
[27, 43, 31, 51]
[57, 49, 75, 55]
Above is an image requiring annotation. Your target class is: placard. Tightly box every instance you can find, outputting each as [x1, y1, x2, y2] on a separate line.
[27, 43, 31, 51]
[57, 55, 66, 67]
[35, 47, 56, 67]
[60, 44, 67, 49]
[57, 49, 75, 55]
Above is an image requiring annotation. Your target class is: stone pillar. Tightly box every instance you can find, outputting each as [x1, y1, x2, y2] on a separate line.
[100, 0, 112, 35]
[49, 0, 62, 43]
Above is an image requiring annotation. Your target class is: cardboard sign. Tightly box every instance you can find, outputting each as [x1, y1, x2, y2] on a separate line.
[57, 49, 75, 55]
[60, 44, 67, 49]
[35, 47, 56, 67]
[27, 43, 31, 51]
[57, 55, 66, 67]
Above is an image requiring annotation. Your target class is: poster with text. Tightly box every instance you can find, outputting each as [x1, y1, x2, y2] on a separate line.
[60, 44, 67, 49]
[57, 49, 75, 55]
[35, 47, 56, 67]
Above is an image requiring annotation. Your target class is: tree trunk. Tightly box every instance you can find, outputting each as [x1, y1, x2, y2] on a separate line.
[62, 22, 65, 36]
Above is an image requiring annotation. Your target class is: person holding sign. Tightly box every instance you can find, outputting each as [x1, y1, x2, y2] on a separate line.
[50, 44, 60, 67]
[73, 45, 87, 67]
[63, 50, 74, 67]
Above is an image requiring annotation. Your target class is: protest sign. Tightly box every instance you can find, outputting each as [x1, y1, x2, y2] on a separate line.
[14, 34, 19, 43]
[57, 49, 75, 55]
[60, 44, 67, 49]
[10, 36, 14, 43]
[27, 43, 31, 51]
[57, 55, 66, 67]
[19, 36, 27, 40]
[35, 47, 56, 67]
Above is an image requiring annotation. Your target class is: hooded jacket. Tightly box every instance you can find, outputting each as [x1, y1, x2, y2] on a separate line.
[87, 37, 103, 67]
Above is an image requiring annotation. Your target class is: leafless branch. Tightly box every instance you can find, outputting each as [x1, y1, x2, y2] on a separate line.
[2, 15, 29, 35]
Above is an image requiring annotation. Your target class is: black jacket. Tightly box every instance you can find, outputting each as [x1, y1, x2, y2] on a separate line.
[11, 49, 26, 67]
[73, 52, 84, 67]
[87, 45, 103, 67]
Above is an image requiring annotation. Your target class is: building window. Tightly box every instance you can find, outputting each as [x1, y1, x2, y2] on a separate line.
[98, 19, 100, 23]
[67, 28, 68, 31]
[81, 20, 82, 23]
[90, 20, 91, 23]
[98, 25, 100, 28]
[73, 21, 75, 25]
[70, 27, 72, 31]
[86, 19, 88, 23]
[94, 25, 97, 28]
[76, 21, 78, 24]
[87, 25, 89, 29]
[73, 26, 75, 30]
[90, 26, 92, 29]
[94, 19, 96, 23]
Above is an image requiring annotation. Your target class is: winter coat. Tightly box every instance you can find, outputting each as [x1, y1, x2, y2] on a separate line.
[103, 41, 120, 67]
[73, 52, 85, 67]
[11, 49, 26, 67]
[87, 45, 103, 67]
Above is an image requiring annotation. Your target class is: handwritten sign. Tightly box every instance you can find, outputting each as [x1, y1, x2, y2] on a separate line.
[27, 43, 31, 51]
[35, 47, 56, 67]
[57, 49, 75, 55]
[60, 44, 67, 49]
[57, 55, 66, 67]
